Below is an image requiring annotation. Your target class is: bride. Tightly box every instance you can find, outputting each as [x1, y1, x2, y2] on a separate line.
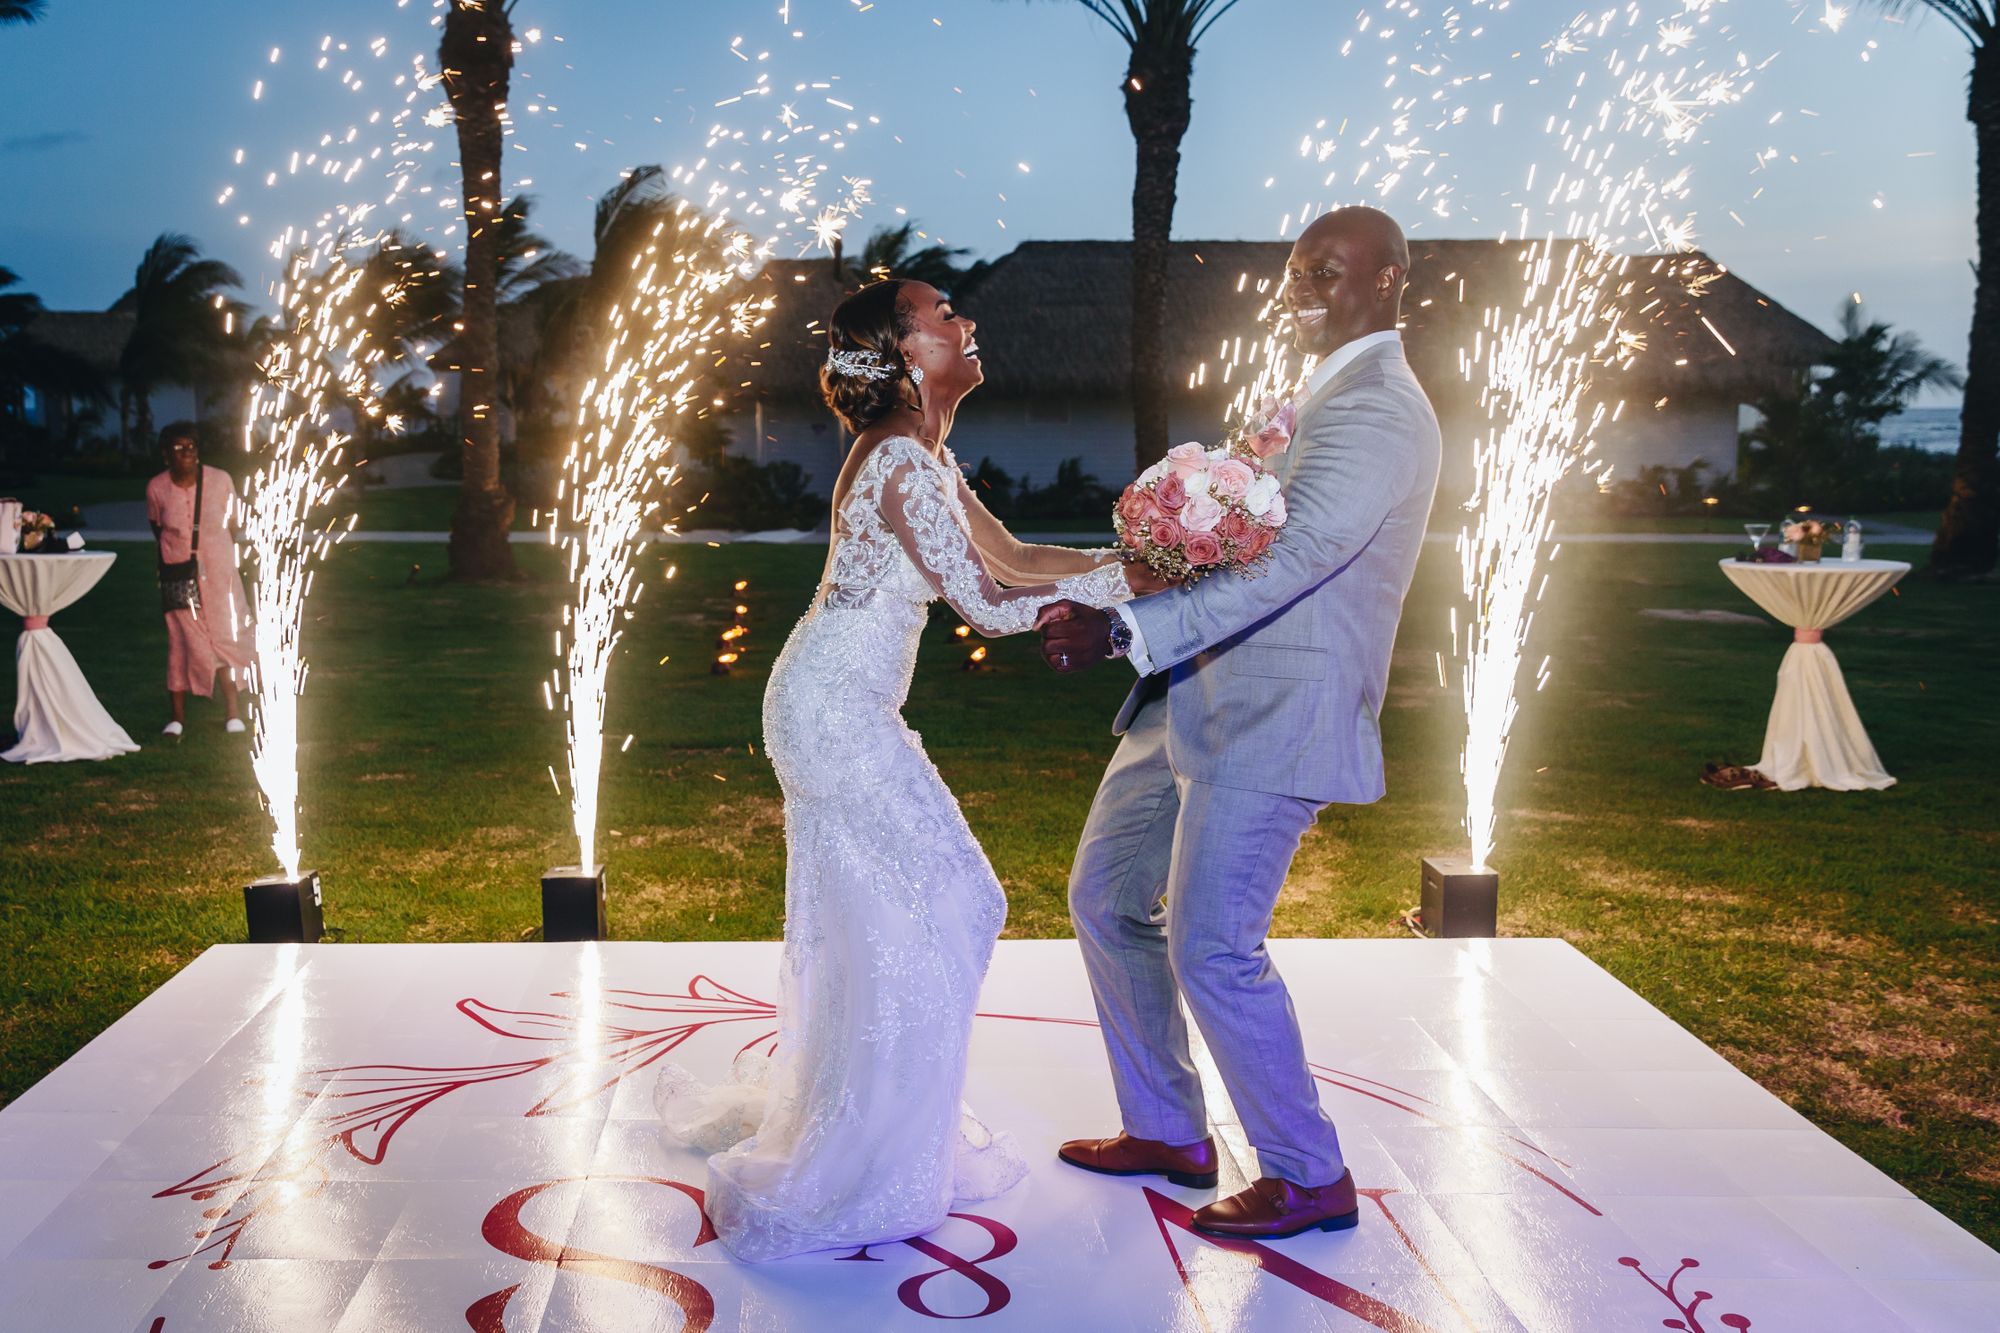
[656, 278, 1163, 1261]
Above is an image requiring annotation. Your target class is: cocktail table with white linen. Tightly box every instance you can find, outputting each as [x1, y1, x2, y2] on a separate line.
[1717, 556, 1909, 791]
[0, 551, 139, 763]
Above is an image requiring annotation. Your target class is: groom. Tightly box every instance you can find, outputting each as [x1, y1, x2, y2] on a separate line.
[1036, 205, 1441, 1240]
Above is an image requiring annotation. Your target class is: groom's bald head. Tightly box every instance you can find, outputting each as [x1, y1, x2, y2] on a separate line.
[1282, 206, 1409, 356]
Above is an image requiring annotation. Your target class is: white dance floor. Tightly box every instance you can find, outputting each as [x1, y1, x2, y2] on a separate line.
[2, 939, 1994, 1331]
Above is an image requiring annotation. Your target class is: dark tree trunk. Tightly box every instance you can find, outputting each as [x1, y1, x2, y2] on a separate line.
[133, 387, 153, 450]
[1933, 46, 2000, 578]
[440, 1, 518, 580]
[1122, 42, 1194, 474]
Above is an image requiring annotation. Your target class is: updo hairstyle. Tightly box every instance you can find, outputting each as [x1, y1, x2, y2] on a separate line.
[819, 278, 918, 434]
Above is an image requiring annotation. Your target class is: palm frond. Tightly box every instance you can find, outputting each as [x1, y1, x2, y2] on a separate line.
[1869, 0, 1995, 45]
[1059, 0, 1247, 53]
[593, 165, 672, 251]
[0, 1, 47, 26]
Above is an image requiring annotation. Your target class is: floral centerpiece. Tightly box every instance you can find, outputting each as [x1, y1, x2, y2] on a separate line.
[17, 509, 55, 552]
[1782, 516, 1841, 562]
[1111, 396, 1295, 583]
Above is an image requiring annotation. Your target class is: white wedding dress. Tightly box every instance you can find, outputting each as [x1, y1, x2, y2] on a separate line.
[656, 434, 1131, 1261]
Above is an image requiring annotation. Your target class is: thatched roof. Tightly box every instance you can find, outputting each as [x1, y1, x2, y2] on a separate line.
[725, 256, 856, 398]
[24, 311, 135, 372]
[731, 240, 1833, 406]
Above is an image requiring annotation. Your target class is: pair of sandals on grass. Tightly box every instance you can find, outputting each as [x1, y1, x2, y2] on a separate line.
[1701, 762, 1777, 791]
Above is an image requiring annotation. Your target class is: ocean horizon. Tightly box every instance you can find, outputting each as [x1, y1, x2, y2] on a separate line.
[1884, 406, 1961, 454]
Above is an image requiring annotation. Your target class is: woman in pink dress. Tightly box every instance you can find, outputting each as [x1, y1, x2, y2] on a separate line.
[145, 422, 254, 737]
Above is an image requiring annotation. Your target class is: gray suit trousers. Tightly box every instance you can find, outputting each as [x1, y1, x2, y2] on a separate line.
[1068, 691, 1345, 1186]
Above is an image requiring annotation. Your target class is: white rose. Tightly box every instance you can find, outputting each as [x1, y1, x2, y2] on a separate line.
[1137, 461, 1168, 486]
[1182, 492, 1225, 533]
[1183, 472, 1212, 501]
[1245, 473, 1281, 517]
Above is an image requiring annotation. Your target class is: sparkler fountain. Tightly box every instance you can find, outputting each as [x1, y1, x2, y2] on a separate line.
[238, 229, 386, 942]
[1177, 0, 1827, 934]
[539, 197, 771, 941]
[1426, 239, 1625, 935]
[1424, 6, 1766, 935]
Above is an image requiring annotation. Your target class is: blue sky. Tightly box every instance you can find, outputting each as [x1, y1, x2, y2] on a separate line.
[0, 0, 1977, 402]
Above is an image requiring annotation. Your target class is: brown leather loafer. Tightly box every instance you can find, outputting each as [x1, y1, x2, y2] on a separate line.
[1192, 1172, 1359, 1239]
[1058, 1132, 1219, 1189]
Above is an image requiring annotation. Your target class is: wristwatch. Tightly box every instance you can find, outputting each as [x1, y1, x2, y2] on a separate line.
[1104, 608, 1133, 660]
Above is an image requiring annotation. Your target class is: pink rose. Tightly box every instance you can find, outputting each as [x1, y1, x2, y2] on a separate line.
[1166, 441, 1209, 479]
[1264, 490, 1288, 527]
[1155, 471, 1188, 512]
[1240, 524, 1275, 561]
[1182, 491, 1224, 534]
[1182, 531, 1224, 567]
[1217, 510, 1253, 551]
[1117, 485, 1151, 526]
[1208, 458, 1255, 501]
[1149, 516, 1184, 550]
[1122, 524, 1146, 551]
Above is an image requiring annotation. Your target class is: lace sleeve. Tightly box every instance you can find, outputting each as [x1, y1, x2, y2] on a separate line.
[946, 464, 1123, 584]
[878, 440, 1130, 637]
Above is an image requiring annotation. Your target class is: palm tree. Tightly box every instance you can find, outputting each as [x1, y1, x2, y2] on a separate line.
[439, 0, 521, 579]
[1741, 300, 1963, 506]
[516, 167, 684, 395]
[1877, 2, 1998, 574]
[0, 267, 108, 454]
[485, 195, 583, 436]
[0, 267, 41, 335]
[346, 232, 461, 450]
[109, 234, 243, 448]
[0, 2, 46, 26]
[493, 194, 584, 302]
[840, 222, 977, 292]
[1063, 0, 1245, 470]
[1820, 299, 1965, 433]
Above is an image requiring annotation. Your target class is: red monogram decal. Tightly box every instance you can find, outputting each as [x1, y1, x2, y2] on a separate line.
[1618, 1255, 1753, 1331]
[151, 976, 775, 1269]
[1308, 1061, 1602, 1217]
[135, 972, 1757, 1328]
[1144, 1187, 1446, 1333]
[897, 1214, 1018, 1319]
[466, 1175, 719, 1333]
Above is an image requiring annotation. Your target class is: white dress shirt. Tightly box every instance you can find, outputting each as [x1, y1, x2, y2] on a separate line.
[1112, 329, 1403, 675]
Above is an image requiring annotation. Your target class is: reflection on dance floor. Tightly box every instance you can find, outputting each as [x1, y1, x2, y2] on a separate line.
[1, 939, 1994, 1331]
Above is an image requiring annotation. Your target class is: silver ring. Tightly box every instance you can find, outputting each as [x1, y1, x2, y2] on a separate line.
[1059, 653, 1069, 669]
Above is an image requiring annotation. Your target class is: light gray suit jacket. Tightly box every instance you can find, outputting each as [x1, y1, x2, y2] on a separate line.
[1116, 339, 1442, 805]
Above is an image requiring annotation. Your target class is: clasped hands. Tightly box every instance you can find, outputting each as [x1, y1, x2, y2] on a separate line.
[1035, 560, 1178, 674]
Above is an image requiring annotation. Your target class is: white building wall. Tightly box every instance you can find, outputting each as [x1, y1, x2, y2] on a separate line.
[721, 397, 1237, 494]
[1591, 397, 1741, 479]
[1433, 394, 1741, 499]
[725, 392, 1745, 507]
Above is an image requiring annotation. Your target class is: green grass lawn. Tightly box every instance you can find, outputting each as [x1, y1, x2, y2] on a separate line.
[11, 469, 1944, 538]
[2, 536, 1996, 1246]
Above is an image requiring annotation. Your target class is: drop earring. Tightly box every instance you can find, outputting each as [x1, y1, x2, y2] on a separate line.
[909, 365, 926, 386]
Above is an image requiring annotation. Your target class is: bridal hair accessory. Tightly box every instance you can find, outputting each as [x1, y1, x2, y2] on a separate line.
[826, 347, 896, 381]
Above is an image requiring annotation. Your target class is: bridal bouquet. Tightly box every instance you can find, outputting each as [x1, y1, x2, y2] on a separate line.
[1113, 432, 1289, 583]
